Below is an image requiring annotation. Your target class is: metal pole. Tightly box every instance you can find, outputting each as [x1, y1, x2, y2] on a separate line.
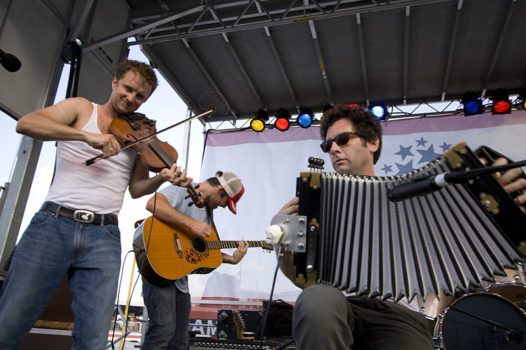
[183, 107, 192, 170]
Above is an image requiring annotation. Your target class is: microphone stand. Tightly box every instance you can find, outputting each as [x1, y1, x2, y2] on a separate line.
[448, 159, 526, 183]
[388, 159, 526, 202]
[449, 306, 524, 343]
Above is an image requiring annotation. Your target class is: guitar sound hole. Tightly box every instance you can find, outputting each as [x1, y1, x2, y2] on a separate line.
[192, 238, 206, 253]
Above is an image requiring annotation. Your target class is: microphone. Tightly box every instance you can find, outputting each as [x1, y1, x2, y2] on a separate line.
[388, 159, 526, 202]
[0, 49, 22, 72]
[388, 172, 465, 202]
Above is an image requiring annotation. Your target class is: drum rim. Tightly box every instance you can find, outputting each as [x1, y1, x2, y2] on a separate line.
[432, 292, 526, 349]
[484, 281, 526, 290]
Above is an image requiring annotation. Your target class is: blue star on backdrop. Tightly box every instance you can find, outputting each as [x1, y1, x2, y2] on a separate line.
[416, 145, 442, 164]
[416, 137, 428, 147]
[381, 137, 449, 175]
[439, 141, 452, 153]
[381, 164, 393, 174]
[394, 159, 416, 175]
[394, 145, 413, 160]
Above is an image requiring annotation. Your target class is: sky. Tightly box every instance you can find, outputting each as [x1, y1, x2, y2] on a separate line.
[0, 46, 205, 304]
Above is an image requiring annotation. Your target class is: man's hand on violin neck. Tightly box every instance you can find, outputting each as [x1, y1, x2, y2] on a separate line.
[161, 165, 193, 187]
[86, 133, 121, 158]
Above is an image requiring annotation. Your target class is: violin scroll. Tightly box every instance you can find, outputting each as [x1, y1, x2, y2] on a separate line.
[186, 184, 205, 208]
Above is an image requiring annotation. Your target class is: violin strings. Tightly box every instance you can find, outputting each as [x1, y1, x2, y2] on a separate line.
[143, 130, 175, 167]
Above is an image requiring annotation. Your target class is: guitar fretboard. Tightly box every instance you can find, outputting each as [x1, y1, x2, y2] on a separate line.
[206, 240, 272, 251]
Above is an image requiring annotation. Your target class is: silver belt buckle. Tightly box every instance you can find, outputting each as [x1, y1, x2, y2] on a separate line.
[73, 210, 95, 224]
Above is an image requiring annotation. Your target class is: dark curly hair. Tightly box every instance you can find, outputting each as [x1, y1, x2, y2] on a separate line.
[320, 104, 382, 164]
[115, 59, 158, 93]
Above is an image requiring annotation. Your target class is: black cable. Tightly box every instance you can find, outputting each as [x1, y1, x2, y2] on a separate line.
[116, 189, 160, 348]
[111, 248, 147, 349]
[258, 247, 282, 345]
[275, 339, 296, 350]
[144, 190, 158, 252]
[109, 188, 159, 349]
[119, 265, 143, 349]
[135, 190, 158, 285]
[109, 249, 134, 349]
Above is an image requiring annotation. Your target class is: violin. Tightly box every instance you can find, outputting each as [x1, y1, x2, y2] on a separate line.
[115, 114, 207, 208]
[108, 113, 177, 172]
[84, 108, 212, 167]
[185, 183, 205, 208]
[85, 112, 207, 208]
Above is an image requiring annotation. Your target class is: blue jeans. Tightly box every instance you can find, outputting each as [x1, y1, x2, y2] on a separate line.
[0, 204, 122, 349]
[141, 278, 191, 350]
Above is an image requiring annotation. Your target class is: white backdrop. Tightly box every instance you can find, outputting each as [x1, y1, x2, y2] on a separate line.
[193, 110, 526, 303]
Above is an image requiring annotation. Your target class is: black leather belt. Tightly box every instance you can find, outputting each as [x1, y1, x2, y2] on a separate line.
[41, 202, 118, 226]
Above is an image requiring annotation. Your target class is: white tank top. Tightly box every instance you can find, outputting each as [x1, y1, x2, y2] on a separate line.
[46, 103, 137, 214]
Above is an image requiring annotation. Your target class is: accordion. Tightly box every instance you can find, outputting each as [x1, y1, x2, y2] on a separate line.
[275, 142, 525, 301]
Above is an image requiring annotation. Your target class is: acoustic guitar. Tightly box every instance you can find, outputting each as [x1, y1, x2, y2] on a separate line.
[133, 216, 273, 286]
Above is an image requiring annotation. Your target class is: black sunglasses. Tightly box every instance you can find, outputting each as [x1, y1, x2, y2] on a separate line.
[320, 131, 362, 153]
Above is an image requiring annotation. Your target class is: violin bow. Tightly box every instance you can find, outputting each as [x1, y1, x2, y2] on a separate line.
[84, 109, 213, 166]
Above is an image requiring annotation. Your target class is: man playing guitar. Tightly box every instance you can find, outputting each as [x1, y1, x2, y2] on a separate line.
[134, 170, 248, 350]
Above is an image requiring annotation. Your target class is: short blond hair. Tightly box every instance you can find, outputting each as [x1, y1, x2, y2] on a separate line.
[115, 59, 158, 93]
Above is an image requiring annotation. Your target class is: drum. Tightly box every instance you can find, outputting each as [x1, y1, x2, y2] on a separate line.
[433, 293, 526, 350]
[485, 282, 526, 303]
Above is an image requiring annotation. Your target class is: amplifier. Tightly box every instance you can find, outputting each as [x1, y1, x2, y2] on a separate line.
[216, 309, 261, 340]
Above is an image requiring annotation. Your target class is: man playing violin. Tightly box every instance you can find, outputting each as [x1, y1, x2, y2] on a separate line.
[135, 170, 249, 350]
[0, 59, 185, 349]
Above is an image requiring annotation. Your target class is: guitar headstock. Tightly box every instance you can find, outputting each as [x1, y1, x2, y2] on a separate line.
[232, 309, 246, 340]
[261, 241, 274, 252]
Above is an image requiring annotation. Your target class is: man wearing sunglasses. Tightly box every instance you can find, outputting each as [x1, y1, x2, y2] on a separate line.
[276, 104, 526, 350]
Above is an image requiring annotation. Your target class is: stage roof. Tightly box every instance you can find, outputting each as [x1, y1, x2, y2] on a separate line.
[59, 0, 526, 124]
[99, 0, 526, 125]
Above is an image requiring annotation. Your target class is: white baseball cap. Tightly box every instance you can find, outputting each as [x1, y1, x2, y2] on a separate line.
[216, 171, 245, 214]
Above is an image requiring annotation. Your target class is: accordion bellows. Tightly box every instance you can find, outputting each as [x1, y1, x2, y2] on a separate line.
[296, 143, 525, 301]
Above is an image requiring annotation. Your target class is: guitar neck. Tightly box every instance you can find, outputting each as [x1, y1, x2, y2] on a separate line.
[207, 241, 268, 250]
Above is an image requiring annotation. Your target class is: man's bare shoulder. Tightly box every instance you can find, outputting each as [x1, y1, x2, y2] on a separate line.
[55, 96, 93, 112]
[54, 97, 94, 127]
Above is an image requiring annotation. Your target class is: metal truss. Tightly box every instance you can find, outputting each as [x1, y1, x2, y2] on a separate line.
[201, 98, 464, 132]
[85, 0, 451, 51]
[201, 95, 522, 132]
[78, 0, 522, 131]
